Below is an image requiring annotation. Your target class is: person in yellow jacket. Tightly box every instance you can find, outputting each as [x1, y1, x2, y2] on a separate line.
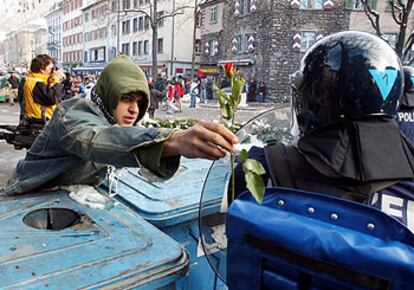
[23, 54, 65, 122]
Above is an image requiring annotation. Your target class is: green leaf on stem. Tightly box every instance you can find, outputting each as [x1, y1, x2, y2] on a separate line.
[245, 171, 265, 204]
[221, 103, 233, 120]
[216, 88, 233, 106]
[238, 149, 248, 163]
[232, 79, 245, 106]
[243, 159, 266, 175]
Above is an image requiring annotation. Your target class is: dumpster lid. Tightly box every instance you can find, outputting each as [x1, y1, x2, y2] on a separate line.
[0, 192, 188, 289]
[109, 158, 230, 226]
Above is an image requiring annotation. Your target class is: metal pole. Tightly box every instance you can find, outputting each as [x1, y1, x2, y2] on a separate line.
[117, 0, 121, 55]
[191, 0, 198, 76]
[170, 0, 175, 76]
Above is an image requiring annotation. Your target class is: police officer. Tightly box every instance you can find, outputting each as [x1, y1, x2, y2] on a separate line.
[234, 31, 414, 230]
[398, 66, 414, 141]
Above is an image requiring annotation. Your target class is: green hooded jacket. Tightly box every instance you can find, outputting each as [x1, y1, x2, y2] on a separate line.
[96, 56, 150, 123]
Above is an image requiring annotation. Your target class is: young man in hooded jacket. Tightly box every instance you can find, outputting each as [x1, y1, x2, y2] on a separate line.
[3, 56, 237, 196]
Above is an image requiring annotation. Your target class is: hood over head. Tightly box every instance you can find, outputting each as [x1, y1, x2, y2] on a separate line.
[96, 56, 149, 123]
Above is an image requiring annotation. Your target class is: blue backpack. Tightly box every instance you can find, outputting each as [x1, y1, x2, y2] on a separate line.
[227, 187, 414, 290]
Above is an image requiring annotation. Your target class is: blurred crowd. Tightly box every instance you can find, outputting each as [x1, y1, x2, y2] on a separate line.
[0, 68, 267, 120]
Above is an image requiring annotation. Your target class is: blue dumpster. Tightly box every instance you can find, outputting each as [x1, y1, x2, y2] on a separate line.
[0, 191, 188, 289]
[104, 158, 229, 290]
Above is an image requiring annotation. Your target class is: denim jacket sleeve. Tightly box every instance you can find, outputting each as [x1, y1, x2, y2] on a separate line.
[58, 99, 180, 177]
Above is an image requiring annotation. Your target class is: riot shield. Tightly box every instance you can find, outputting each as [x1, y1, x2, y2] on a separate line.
[198, 106, 295, 282]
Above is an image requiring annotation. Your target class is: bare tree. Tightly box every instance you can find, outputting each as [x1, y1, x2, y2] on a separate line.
[361, 0, 414, 61]
[191, 0, 200, 74]
[122, 0, 194, 80]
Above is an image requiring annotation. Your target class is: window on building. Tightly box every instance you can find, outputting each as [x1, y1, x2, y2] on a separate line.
[139, 16, 144, 30]
[144, 15, 150, 29]
[236, 35, 243, 52]
[144, 40, 149, 54]
[157, 38, 163, 53]
[345, 0, 377, 10]
[208, 39, 215, 56]
[210, 6, 217, 24]
[90, 47, 106, 62]
[122, 43, 130, 55]
[244, 34, 250, 51]
[382, 33, 397, 49]
[132, 41, 138, 55]
[111, 24, 116, 36]
[139, 0, 144, 5]
[111, 0, 117, 12]
[196, 12, 202, 27]
[123, 0, 130, 10]
[85, 12, 89, 22]
[99, 28, 105, 39]
[195, 39, 201, 53]
[157, 11, 164, 27]
[239, 0, 252, 15]
[301, 31, 316, 51]
[300, 0, 323, 9]
[133, 0, 138, 8]
[133, 18, 138, 31]
[138, 41, 142, 55]
[122, 20, 130, 34]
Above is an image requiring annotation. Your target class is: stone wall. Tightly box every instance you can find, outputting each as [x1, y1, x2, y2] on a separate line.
[268, 1, 350, 102]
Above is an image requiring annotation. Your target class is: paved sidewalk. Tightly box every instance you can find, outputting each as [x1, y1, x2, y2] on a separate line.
[196, 98, 286, 111]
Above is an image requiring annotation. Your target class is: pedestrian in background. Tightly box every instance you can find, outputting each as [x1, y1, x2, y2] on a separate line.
[166, 80, 177, 114]
[22, 54, 65, 123]
[7, 71, 19, 106]
[174, 76, 184, 112]
[148, 82, 163, 119]
[200, 77, 207, 103]
[190, 77, 200, 108]
[258, 81, 266, 103]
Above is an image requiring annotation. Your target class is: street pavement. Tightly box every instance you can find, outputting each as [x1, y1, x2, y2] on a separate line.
[0, 99, 288, 188]
[152, 99, 280, 123]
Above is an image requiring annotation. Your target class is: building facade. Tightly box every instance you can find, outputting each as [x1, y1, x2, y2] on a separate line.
[199, 0, 225, 76]
[348, 0, 414, 61]
[200, 0, 414, 102]
[62, 0, 85, 66]
[45, 1, 64, 65]
[3, 28, 43, 70]
[80, 0, 115, 71]
[200, 0, 350, 102]
[33, 28, 48, 57]
[118, 0, 200, 77]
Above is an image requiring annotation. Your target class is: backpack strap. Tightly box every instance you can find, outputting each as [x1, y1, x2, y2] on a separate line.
[264, 143, 296, 188]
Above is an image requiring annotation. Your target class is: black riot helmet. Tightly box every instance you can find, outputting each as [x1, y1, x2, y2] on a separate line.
[292, 31, 403, 134]
[401, 66, 414, 107]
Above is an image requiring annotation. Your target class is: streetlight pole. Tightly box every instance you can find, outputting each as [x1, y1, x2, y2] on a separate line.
[116, 0, 121, 55]
[170, 0, 175, 76]
[191, 0, 198, 76]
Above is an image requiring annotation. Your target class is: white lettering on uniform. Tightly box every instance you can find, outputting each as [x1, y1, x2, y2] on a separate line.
[381, 194, 404, 218]
[398, 112, 414, 122]
[371, 193, 378, 205]
[406, 200, 414, 233]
